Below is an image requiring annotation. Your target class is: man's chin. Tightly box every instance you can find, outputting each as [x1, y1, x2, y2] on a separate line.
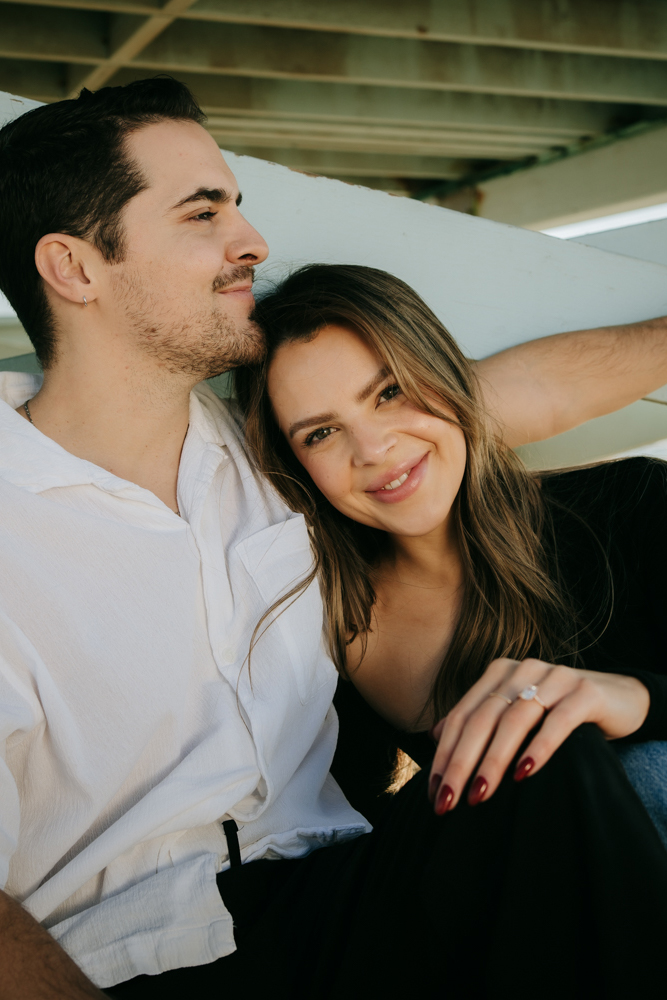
[201, 323, 266, 380]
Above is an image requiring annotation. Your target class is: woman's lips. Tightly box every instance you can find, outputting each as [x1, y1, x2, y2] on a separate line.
[365, 453, 429, 505]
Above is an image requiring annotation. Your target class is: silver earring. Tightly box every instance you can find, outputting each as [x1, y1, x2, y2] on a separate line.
[82, 296, 88, 307]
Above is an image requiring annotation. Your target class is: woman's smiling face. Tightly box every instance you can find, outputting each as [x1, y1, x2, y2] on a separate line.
[268, 324, 467, 539]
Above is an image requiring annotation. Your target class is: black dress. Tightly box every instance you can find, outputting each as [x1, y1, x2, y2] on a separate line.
[332, 456, 667, 824]
[109, 459, 667, 1000]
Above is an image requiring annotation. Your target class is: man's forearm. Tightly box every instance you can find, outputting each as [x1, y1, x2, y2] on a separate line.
[476, 315, 667, 448]
[0, 889, 106, 999]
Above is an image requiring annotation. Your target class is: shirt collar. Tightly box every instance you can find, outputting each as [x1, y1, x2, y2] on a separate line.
[0, 372, 231, 510]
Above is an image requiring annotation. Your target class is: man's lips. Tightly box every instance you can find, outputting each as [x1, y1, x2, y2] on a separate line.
[364, 453, 430, 505]
[218, 282, 253, 295]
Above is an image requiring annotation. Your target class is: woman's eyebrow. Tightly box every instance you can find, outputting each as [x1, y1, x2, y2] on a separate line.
[287, 368, 391, 438]
[288, 412, 337, 439]
[356, 367, 390, 403]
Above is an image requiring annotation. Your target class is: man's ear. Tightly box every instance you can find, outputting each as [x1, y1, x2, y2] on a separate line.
[35, 233, 100, 307]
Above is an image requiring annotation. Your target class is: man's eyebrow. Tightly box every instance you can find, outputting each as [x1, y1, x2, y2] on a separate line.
[288, 412, 337, 439]
[170, 187, 241, 210]
[356, 367, 390, 403]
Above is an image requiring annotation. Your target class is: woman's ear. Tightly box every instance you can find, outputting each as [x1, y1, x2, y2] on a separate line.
[34, 233, 99, 307]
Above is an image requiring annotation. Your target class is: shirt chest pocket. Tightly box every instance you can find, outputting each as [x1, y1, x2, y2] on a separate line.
[235, 516, 333, 704]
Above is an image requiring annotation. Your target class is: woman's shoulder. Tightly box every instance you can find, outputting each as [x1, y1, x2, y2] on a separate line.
[540, 456, 667, 527]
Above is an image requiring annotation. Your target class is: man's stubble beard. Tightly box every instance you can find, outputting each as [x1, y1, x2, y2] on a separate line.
[112, 265, 266, 382]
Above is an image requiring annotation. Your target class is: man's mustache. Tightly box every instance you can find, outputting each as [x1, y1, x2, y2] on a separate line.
[212, 266, 256, 293]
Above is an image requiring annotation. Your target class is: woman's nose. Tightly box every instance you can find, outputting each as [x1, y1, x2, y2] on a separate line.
[351, 426, 398, 466]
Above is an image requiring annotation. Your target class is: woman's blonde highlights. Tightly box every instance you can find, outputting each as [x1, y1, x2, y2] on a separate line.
[236, 265, 579, 720]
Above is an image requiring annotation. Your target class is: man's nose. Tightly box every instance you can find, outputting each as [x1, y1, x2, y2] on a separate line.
[226, 215, 269, 266]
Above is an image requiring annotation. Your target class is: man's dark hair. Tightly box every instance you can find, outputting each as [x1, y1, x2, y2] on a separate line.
[0, 77, 206, 366]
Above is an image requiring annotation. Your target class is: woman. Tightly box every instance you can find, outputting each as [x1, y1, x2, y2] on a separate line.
[234, 263, 667, 994]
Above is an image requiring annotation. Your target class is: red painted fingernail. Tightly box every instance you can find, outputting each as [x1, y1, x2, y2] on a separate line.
[468, 776, 488, 806]
[428, 772, 443, 804]
[435, 783, 454, 816]
[514, 757, 535, 782]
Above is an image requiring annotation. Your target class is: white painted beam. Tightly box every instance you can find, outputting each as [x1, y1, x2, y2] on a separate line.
[515, 400, 667, 470]
[478, 124, 667, 229]
[570, 217, 667, 269]
[4, 87, 667, 468]
[213, 148, 667, 360]
[0, 88, 41, 124]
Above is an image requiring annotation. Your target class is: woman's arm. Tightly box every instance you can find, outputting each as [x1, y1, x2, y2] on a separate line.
[476, 315, 667, 448]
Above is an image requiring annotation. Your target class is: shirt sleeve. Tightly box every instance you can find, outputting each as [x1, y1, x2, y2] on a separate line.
[0, 618, 43, 888]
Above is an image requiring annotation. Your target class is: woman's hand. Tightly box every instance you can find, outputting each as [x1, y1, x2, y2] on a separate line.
[427, 657, 650, 815]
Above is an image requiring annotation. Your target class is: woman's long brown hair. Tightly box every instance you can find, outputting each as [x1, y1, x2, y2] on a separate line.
[236, 264, 583, 721]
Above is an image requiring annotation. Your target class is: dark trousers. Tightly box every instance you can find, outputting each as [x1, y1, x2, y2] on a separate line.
[107, 725, 667, 999]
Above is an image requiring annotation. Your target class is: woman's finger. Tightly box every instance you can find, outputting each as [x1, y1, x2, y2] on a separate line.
[427, 658, 525, 794]
[469, 669, 598, 802]
[431, 660, 552, 810]
[430, 696, 509, 811]
[510, 683, 602, 781]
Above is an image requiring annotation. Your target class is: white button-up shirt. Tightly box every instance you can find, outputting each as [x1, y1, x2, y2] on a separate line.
[0, 372, 369, 989]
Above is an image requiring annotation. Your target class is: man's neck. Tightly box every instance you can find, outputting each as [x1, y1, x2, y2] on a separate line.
[16, 344, 197, 514]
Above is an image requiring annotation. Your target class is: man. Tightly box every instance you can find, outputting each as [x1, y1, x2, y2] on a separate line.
[0, 78, 666, 998]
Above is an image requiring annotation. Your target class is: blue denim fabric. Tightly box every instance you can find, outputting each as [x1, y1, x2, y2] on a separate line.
[616, 742, 667, 849]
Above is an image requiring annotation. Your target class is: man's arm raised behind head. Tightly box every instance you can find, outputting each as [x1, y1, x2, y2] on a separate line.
[0, 890, 107, 999]
[475, 315, 667, 448]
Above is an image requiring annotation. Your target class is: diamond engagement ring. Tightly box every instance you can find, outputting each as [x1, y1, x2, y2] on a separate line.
[488, 691, 513, 706]
[517, 685, 548, 710]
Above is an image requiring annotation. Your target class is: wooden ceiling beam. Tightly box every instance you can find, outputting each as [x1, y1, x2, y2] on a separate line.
[108, 69, 629, 139]
[131, 22, 667, 106]
[217, 145, 466, 179]
[206, 119, 551, 160]
[1, 7, 666, 108]
[0, 4, 105, 64]
[183, 0, 667, 61]
[0, 57, 65, 100]
[68, 0, 200, 94]
[3, 0, 667, 62]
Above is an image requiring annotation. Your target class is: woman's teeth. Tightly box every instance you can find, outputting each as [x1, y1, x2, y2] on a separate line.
[381, 471, 410, 491]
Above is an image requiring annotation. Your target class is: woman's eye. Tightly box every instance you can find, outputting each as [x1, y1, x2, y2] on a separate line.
[379, 383, 401, 403]
[304, 427, 335, 446]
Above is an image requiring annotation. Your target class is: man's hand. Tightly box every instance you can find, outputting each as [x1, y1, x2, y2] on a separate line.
[427, 657, 650, 815]
[0, 889, 106, 999]
[476, 315, 667, 447]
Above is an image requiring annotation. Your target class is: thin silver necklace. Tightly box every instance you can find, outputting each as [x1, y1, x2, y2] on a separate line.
[23, 398, 180, 517]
